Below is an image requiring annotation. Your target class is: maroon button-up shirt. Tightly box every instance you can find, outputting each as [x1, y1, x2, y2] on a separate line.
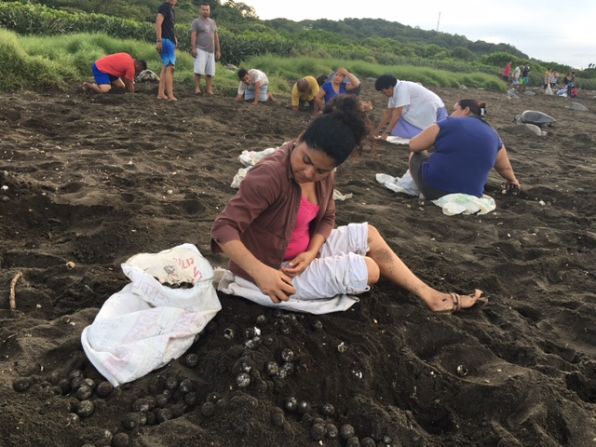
[211, 141, 336, 282]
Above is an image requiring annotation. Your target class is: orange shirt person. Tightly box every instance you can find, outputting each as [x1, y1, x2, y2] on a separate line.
[82, 53, 146, 94]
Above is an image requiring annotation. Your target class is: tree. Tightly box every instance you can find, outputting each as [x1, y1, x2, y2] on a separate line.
[223, 0, 257, 19]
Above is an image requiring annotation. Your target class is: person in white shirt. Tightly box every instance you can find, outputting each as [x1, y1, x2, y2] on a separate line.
[235, 68, 274, 105]
[374, 75, 447, 139]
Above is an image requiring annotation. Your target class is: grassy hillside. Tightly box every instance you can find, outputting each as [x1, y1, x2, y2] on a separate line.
[0, 28, 513, 93]
[267, 17, 527, 59]
[1, 0, 594, 92]
[0, 0, 527, 68]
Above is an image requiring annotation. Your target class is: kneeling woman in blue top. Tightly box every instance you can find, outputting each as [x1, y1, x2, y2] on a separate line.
[316, 67, 361, 106]
[408, 99, 520, 200]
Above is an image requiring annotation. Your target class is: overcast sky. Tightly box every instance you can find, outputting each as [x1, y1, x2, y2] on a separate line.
[241, 0, 595, 69]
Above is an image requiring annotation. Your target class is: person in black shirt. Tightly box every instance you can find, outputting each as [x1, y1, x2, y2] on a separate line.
[155, 0, 177, 100]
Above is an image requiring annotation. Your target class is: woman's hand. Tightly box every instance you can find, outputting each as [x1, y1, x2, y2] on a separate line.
[252, 264, 296, 303]
[281, 251, 317, 277]
[503, 179, 521, 191]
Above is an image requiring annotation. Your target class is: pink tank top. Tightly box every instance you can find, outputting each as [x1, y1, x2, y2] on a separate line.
[284, 196, 320, 261]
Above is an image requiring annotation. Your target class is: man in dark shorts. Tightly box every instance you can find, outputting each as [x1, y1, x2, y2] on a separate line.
[156, 0, 178, 100]
[82, 53, 147, 94]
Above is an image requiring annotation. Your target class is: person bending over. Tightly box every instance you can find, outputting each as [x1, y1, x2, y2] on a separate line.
[82, 53, 146, 94]
[291, 76, 322, 112]
[211, 95, 484, 313]
[408, 99, 520, 200]
[375, 74, 447, 139]
[235, 68, 274, 105]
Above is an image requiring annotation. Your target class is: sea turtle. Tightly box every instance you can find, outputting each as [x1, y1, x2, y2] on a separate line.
[136, 69, 160, 82]
[568, 101, 589, 112]
[514, 110, 556, 128]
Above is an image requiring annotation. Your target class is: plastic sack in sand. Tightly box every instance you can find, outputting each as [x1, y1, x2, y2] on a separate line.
[81, 244, 221, 386]
[432, 193, 496, 215]
[376, 170, 420, 197]
[239, 147, 279, 167]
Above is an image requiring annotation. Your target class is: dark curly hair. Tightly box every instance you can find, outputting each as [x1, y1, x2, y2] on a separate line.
[458, 99, 488, 117]
[300, 95, 371, 165]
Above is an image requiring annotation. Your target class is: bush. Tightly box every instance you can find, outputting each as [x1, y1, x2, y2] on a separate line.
[0, 2, 154, 40]
[218, 27, 293, 65]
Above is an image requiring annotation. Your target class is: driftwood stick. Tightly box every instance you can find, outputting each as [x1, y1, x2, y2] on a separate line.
[9, 271, 23, 312]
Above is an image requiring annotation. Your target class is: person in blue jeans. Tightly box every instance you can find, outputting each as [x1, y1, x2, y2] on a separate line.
[155, 0, 177, 101]
[408, 99, 520, 199]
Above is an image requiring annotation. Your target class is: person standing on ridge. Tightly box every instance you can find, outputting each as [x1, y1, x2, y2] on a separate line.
[155, 0, 178, 101]
[502, 61, 512, 81]
[191, 3, 221, 95]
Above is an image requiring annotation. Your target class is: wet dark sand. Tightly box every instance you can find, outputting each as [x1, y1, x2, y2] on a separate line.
[0, 82, 594, 446]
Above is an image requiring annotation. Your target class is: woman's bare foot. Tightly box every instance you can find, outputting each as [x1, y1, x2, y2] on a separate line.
[167, 96, 178, 101]
[424, 289, 484, 313]
[194, 88, 202, 95]
[157, 94, 169, 100]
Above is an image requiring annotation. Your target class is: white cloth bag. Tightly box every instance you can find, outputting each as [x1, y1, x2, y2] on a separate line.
[431, 193, 496, 215]
[215, 268, 359, 315]
[81, 244, 221, 386]
[376, 170, 420, 196]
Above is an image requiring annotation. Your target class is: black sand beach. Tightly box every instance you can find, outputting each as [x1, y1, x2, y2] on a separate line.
[0, 82, 595, 446]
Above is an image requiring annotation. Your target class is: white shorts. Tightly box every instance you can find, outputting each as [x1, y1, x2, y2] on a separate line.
[243, 84, 269, 102]
[216, 223, 370, 313]
[194, 48, 215, 77]
[288, 222, 370, 299]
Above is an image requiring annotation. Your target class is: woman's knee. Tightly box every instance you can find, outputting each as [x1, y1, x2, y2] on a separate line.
[364, 256, 380, 285]
[367, 224, 381, 245]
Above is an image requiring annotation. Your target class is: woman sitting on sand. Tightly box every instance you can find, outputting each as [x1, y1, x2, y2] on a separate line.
[408, 99, 520, 200]
[211, 95, 484, 313]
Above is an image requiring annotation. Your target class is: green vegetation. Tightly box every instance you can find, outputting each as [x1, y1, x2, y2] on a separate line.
[0, 1, 291, 63]
[0, 28, 74, 90]
[0, 28, 508, 93]
[243, 55, 507, 92]
[1, 0, 593, 92]
[0, 1, 154, 41]
[0, 29, 242, 92]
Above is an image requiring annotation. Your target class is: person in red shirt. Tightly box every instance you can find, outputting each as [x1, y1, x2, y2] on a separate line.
[502, 61, 512, 82]
[82, 53, 147, 94]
